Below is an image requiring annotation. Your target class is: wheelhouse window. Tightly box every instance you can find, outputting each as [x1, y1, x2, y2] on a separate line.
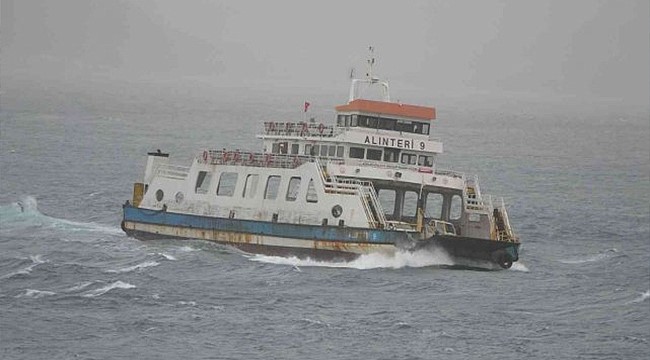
[304, 144, 312, 156]
[264, 176, 281, 200]
[403, 191, 418, 217]
[328, 145, 336, 157]
[195, 171, 212, 194]
[377, 189, 396, 216]
[400, 153, 417, 165]
[378, 118, 395, 130]
[384, 148, 399, 163]
[349, 147, 365, 159]
[216, 172, 238, 197]
[286, 177, 301, 201]
[336, 146, 344, 157]
[242, 174, 259, 199]
[418, 155, 434, 167]
[291, 143, 299, 155]
[366, 148, 382, 161]
[320, 145, 328, 157]
[306, 178, 318, 203]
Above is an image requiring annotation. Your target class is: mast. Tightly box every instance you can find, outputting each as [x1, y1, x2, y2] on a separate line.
[348, 46, 391, 102]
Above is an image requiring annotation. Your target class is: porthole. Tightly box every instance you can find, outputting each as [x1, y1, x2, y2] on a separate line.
[175, 191, 184, 204]
[155, 189, 164, 202]
[331, 205, 343, 218]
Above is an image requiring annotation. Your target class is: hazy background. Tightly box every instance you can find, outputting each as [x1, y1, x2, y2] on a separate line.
[2, 0, 649, 107]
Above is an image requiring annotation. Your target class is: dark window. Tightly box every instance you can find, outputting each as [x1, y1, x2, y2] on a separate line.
[349, 147, 365, 159]
[378, 118, 395, 130]
[418, 155, 433, 167]
[271, 143, 279, 154]
[350, 115, 358, 127]
[306, 179, 318, 203]
[401, 153, 416, 165]
[328, 145, 336, 157]
[217, 172, 238, 197]
[383, 148, 399, 163]
[291, 143, 299, 155]
[367, 117, 378, 128]
[286, 177, 301, 201]
[264, 176, 281, 200]
[366, 149, 382, 160]
[422, 123, 430, 135]
[304, 144, 312, 156]
[195, 171, 212, 194]
[243, 174, 259, 198]
[320, 145, 328, 157]
[336, 146, 344, 157]
[337, 115, 344, 126]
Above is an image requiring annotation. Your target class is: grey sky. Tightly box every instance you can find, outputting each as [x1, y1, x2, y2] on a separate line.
[2, 0, 648, 104]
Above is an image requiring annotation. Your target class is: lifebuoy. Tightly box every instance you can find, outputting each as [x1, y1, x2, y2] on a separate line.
[318, 123, 325, 134]
[202, 150, 208, 162]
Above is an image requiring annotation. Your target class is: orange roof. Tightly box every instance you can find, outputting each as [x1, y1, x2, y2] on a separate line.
[335, 99, 435, 121]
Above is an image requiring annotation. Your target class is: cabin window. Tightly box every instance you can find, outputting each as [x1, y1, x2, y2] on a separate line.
[195, 171, 212, 194]
[413, 122, 424, 134]
[366, 149, 382, 161]
[350, 115, 358, 127]
[400, 153, 417, 165]
[271, 143, 279, 154]
[304, 144, 312, 156]
[278, 142, 288, 154]
[349, 147, 365, 159]
[328, 145, 336, 157]
[243, 174, 259, 199]
[336, 146, 344, 157]
[312, 145, 320, 156]
[337, 115, 344, 126]
[264, 176, 281, 200]
[320, 145, 328, 157]
[384, 148, 399, 163]
[378, 118, 395, 130]
[306, 178, 318, 203]
[418, 155, 434, 167]
[377, 189, 396, 216]
[422, 123, 430, 135]
[396, 120, 411, 133]
[425, 193, 443, 219]
[403, 191, 418, 218]
[291, 143, 299, 155]
[450, 194, 462, 220]
[286, 177, 301, 201]
[217, 172, 238, 197]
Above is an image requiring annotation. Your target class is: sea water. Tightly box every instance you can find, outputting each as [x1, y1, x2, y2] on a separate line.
[1, 80, 648, 359]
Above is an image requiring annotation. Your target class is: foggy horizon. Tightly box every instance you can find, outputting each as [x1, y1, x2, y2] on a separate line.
[1, 0, 649, 106]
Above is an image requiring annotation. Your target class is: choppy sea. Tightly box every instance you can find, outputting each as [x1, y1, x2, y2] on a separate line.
[1, 80, 648, 359]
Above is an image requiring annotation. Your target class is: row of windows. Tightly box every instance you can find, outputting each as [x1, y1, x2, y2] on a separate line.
[271, 141, 434, 167]
[196, 171, 318, 203]
[337, 115, 430, 135]
[377, 190, 462, 220]
[348, 147, 434, 166]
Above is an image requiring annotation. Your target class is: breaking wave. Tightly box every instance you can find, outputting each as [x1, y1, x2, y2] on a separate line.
[106, 261, 159, 273]
[559, 248, 620, 264]
[627, 290, 650, 305]
[82, 281, 136, 298]
[16, 289, 56, 299]
[0, 196, 122, 235]
[249, 248, 454, 270]
[0, 255, 47, 280]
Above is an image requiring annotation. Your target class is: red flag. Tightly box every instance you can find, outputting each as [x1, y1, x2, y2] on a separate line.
[304, 101, 311, 112]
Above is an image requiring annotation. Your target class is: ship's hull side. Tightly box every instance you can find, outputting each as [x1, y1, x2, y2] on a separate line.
[122, 205, 519, 268]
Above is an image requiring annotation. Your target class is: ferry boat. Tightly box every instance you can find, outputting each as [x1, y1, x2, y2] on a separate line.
[121, 51, 520, 269]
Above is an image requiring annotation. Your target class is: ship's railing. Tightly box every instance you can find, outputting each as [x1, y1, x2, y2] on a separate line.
[156, 164, 191, 180]
[315, 158, 387, 229]
[495, 197, 518, 243]
[199, 150, 313, 169]
[262, 121, 344, 138]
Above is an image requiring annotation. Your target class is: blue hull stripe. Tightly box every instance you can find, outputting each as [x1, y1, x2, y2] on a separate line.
[123, 205, 408, 244]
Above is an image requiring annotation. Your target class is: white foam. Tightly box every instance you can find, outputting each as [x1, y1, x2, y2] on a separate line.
[249, 248, 454, 270]
[107, 261, 159, 273]
[0, 255, 48, 279]
[82, 281, 136, 298]
[17, 289, 56, 298]
[509, 262, 530, 272]
[160, 253, 177, 261]
[65, 281, 96, 292]
[559, 248, 619, 264]
[628, 290, 650, 304]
